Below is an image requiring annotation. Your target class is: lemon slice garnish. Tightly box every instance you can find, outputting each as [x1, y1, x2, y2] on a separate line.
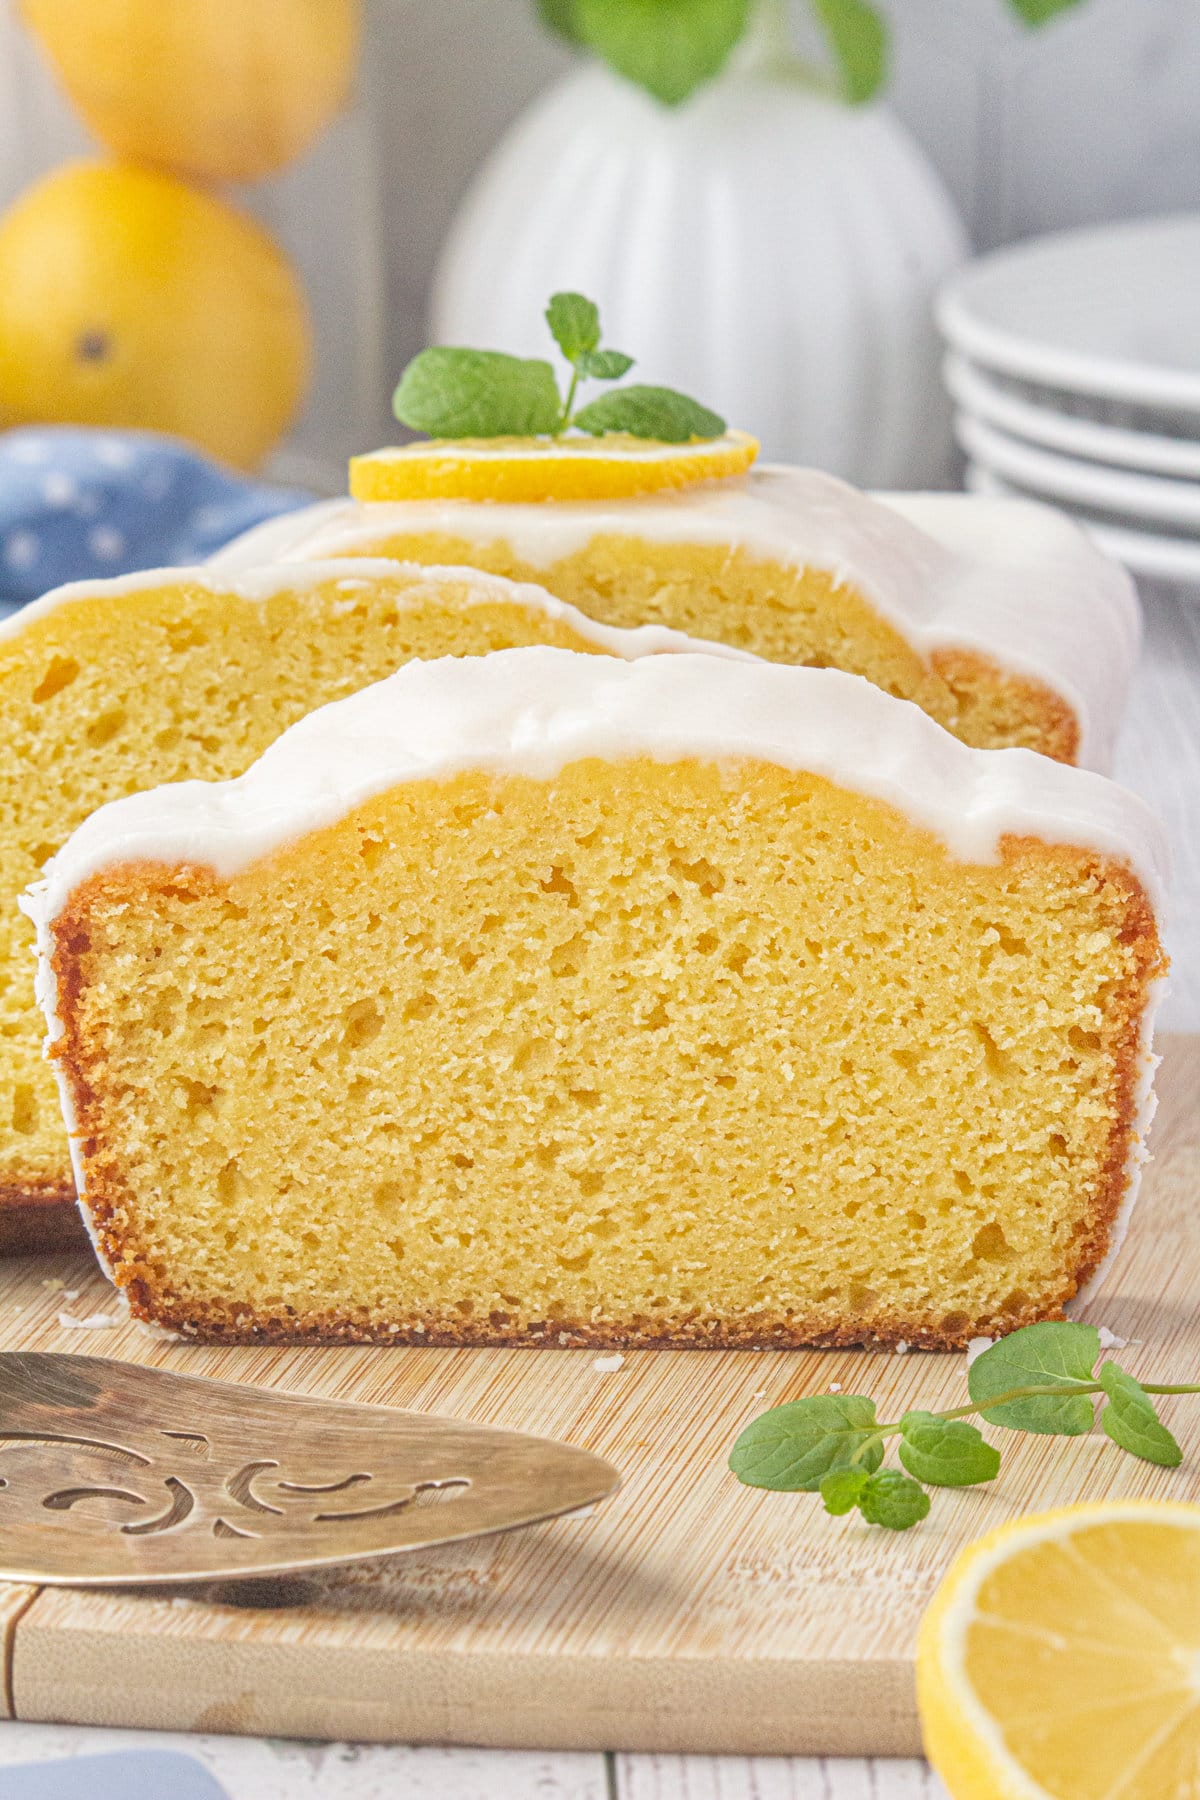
[349, 430, 759, 504]
[918, 1500, 1200, 1799]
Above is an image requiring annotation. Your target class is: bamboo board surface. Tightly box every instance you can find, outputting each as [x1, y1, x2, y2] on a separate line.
[1, 1035, 1197, 1756]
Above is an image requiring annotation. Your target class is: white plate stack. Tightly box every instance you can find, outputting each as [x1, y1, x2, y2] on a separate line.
[936, 215, 1200, 594]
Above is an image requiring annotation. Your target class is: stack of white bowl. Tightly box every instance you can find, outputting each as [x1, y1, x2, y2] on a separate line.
[936, 215, 1200, 593]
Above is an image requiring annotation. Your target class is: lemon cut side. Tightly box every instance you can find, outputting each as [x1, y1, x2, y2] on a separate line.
[349, 430, 759, 504]
[917, 1500, 1200, 1800]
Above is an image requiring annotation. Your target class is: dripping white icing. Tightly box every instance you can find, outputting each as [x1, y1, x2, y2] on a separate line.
[208, 467, 1141, 773]
[29, 648, 1167, 924]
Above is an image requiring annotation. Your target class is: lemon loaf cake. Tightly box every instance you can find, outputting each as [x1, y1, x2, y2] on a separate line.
[29, 648, 1166, 1347]
[213, 469, 1140, 771]
[0, 562, 735, 1248]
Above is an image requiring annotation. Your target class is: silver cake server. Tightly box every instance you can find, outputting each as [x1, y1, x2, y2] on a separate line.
[0, 1352, 620, 1585]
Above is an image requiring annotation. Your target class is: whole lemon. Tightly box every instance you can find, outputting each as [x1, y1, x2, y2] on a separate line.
[0, 162, 311, 471]
[21, 0, 361, 183]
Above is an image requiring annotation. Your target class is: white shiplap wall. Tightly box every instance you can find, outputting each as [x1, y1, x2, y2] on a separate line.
[3, 0, 1200, 477]
[359, 0, 1200, 399]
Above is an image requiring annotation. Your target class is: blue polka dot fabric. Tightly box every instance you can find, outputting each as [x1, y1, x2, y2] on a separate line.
[0, 426, 313, 617]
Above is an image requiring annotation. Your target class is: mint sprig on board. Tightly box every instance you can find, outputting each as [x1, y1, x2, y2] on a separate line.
[729, 1321, 1195, 1532]
[538, 0, 1086, 108]
[393, 292, 725, 443]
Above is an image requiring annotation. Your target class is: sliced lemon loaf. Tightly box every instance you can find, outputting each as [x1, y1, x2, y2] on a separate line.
[0, 562, 733, 1247]
[29, 648, 1166, 1347]
[212, 469, 1141, 770]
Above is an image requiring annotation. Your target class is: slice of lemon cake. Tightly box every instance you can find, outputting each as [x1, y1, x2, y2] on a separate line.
[0, 563, 736, 1248]
[213, 469, 1140, 771]
[28, 648, 1166, 1347]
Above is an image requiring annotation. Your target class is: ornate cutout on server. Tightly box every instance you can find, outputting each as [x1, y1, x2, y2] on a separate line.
[0, 1354, 618, 1584]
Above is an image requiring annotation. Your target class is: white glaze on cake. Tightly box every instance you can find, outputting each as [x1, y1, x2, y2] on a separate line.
[29, 647, 1168, 922]
[0, 556, 753, 668]
[24, 648, 1167, 1300]
[209, 468, 1142, 773]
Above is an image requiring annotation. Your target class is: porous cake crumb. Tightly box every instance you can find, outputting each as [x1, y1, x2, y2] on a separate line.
[0, 560, 732, 1241]
[31, 650, 1167, 1349]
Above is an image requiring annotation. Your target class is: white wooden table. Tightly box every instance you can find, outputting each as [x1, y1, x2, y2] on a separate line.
[0, 582, 1194, 1797]
[0, 1723, 949, 1798]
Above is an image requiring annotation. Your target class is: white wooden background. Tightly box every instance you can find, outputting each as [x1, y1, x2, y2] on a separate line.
[5, 0, 1200, 486]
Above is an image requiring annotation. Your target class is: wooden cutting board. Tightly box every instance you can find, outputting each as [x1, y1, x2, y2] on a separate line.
[1, 1035, 1197, 1757]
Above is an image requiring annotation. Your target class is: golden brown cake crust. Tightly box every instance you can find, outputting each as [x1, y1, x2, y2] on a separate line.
[72, 1294, 1075, 1353]
[47, 829, 1165, 1353]
[930, 647, 1081, 765]
[0, 1183, 87, 1253]
[0, 1174, 74, 1209]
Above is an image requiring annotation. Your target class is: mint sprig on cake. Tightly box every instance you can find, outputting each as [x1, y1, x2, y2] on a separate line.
[392, 290, 725, 443]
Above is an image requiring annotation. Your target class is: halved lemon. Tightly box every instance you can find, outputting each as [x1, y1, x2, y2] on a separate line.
[917, 1500, 1200, 1799]
[349, 430, 759, 504]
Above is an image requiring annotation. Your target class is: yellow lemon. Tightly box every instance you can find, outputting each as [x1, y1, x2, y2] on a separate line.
[20, 0, 360, 183]
[349, 430, 760, 504]
[917, 1500, 1200, 1799]
[0, 162, 311, 471]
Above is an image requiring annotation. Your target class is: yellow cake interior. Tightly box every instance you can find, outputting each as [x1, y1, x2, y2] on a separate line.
[326, 531, 1080, 762]
[53, 757, 1161, 1346]
[0, 568, 612, 1215]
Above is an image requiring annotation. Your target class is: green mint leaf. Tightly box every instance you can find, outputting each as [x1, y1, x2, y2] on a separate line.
[729, 1395, 883, 1492]
[573, 0, 752, 106]
[820, 1466, 870, 1515]
[573, 385, 725, 442]
[536, 0, 587, 45]
[1007, 0, 1083, 22]
[857, 1469, 930, 1531]
[812, 0, 888, 104]
[968, 1322, 1099, 1436]
[393, 348, 562, 438]
[1099, 1364, 1183, 1468]
[897, 1411, 1002, 1489]
[575, 348, 635, 381]
[545, 292, 601, 364]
